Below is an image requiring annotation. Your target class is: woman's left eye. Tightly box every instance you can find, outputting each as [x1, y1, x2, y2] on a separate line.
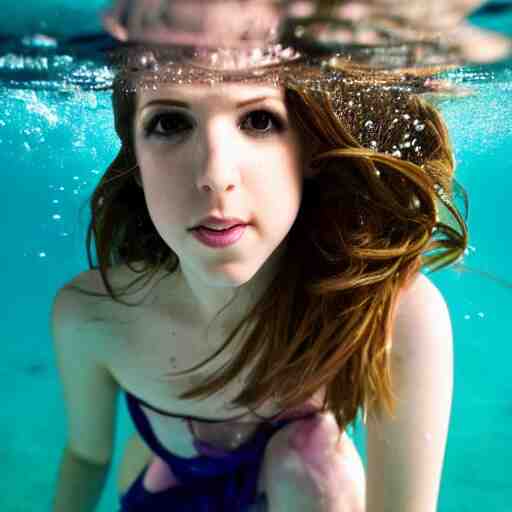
[241, 110, 284, 136]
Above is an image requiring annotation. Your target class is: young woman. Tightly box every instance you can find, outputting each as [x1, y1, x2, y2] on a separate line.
[51, 52, 467, 511]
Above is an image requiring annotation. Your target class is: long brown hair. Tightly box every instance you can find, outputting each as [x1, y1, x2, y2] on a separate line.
[74, 59, 468, 438]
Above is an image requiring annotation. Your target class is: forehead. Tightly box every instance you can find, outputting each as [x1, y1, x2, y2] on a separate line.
[136, 82, 285, 109]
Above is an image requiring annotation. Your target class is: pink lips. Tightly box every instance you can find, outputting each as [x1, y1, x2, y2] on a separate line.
[193, 215, 247, 230]
[192, 224, 247, 248]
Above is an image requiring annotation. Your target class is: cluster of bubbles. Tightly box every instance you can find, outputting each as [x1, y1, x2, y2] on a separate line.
[0, 34, 115, 91]
[110, 42, 303, 92]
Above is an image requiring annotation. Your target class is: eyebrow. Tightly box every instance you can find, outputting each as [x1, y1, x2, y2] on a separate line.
[139, 96, 281, 113]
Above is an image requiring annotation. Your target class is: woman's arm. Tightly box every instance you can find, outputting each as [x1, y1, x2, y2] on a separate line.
[51, 283, 119, 512]
[53, 447, 111, 512]
[366, 273, 454, 512]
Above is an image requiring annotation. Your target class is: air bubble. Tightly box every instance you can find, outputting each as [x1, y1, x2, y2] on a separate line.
[392, 150, 402, 158]
[52, 214, 61, 220]
[415, 123, 426, 132]
[364, 120, 374, 129]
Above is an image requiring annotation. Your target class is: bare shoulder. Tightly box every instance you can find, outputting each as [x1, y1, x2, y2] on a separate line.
[395, 272, 449, 318]
[392, 272, 452, 358]
[51, 263, 144, 358]
[53, 268, 112, 328]
[55, 262, 149, 316]
[61, 263, 138, 297]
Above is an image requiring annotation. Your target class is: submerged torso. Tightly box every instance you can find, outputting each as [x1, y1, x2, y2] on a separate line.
[78, 262, 325, 458]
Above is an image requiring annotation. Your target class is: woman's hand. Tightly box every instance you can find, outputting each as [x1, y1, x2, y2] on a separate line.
[261, 412, 365, 511]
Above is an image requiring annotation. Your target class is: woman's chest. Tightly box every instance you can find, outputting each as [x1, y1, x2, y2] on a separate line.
[108, 310, 291, 457]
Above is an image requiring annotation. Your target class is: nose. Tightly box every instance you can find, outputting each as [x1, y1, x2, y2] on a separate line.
[194, 118, 241, 194]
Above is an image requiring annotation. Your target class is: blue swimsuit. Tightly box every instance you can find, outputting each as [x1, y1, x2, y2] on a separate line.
[119, 390, 318, 511]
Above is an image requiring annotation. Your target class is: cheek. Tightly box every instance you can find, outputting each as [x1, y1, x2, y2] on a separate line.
[136, 160, 191, 239]
[255, 150, 303, 214]
[138, 153, 188, 206]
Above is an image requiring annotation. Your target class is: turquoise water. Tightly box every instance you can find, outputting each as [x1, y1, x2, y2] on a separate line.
[1, 3, 511, 511]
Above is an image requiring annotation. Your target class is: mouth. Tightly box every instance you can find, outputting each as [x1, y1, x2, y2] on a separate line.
[191, 223, 248, 248]
[190, 216, 249, 231]
[193, 224, 245, 232]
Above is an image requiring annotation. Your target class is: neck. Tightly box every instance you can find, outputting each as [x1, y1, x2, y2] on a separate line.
[172, 244, 285, 333]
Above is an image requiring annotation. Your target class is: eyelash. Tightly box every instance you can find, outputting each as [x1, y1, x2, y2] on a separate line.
[143, 109, 285, 140]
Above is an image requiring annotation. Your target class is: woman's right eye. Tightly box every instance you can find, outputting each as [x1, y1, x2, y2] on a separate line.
[144, 112, 192, 139]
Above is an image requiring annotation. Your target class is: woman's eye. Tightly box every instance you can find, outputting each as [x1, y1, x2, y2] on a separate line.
[144, 109, 284, 140]
[145, 113, 192, 138]
[241, 110, 284, 136]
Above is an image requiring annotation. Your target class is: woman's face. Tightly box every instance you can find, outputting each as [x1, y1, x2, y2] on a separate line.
[133, 81, 306, 289]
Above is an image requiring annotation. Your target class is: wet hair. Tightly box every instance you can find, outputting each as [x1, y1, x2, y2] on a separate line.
[76, 59, 467, 439]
